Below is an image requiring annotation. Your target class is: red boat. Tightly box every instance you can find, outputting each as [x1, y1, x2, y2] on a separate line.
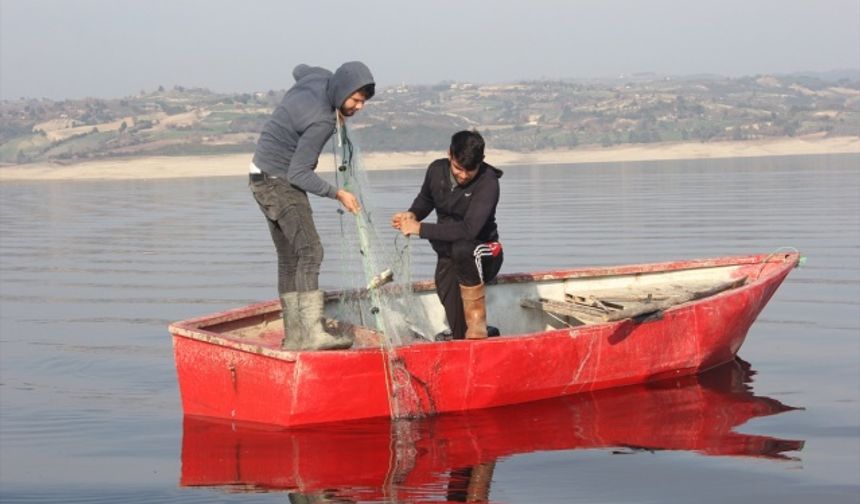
[170, 252, 799, 427]
[179, 359, 804, 498]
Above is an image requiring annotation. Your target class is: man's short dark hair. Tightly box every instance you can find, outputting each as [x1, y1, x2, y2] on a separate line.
[449, 130, 485, 170]
[357, 83, 375, 100]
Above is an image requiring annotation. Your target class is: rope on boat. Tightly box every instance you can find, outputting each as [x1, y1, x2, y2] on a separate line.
[756, 246, 805, 279]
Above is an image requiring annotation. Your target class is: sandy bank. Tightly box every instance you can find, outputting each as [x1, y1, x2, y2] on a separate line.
[1, 135, 858, 182]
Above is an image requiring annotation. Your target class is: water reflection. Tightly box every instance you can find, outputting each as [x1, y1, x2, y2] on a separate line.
[180, 359, 803, 501]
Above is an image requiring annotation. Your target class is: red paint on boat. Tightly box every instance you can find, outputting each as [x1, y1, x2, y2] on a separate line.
[170, 252, 799, 427]
[179, 359, 803, 496]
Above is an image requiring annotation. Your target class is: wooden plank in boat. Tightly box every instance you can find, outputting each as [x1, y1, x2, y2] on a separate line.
[523, 276, 748, 324]
[602, 276, 748, 322]
[520, 297, 607, 324]
[565, 294, 625, 311]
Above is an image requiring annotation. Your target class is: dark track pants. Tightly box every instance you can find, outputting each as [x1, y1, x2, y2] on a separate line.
[435, 240, 503, 340]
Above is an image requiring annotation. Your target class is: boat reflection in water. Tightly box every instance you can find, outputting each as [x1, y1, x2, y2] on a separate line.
[180, 358, 803, 502]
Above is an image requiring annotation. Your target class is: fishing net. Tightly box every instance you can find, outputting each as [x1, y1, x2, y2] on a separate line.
[331, 120, 436, 419]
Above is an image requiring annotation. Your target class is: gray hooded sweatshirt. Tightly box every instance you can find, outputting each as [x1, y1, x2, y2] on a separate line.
[252, 61, 374, 198]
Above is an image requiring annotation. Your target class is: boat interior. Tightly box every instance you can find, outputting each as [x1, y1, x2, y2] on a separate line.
[192, 260, 762, 352]
[341, 262, 750, 344]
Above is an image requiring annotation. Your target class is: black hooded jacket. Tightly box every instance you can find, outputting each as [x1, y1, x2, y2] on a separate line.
[408, 158, 503, 256]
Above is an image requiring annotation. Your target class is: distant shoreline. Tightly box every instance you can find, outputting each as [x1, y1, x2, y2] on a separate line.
[1, 135, 857, 182]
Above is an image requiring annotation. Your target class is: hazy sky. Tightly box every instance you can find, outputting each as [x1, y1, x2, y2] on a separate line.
[1, 0, 858, 100]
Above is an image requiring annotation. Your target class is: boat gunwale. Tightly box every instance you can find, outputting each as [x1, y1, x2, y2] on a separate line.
[169, 252, 799, 360]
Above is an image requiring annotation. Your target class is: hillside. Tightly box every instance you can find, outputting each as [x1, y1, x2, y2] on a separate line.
[2, 74, 858, 165]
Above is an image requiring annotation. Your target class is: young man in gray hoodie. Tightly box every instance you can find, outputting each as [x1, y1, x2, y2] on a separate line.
[249, 61, 375, 351]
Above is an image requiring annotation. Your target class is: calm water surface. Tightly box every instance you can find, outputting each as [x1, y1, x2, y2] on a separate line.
[1, 154, 858, 503]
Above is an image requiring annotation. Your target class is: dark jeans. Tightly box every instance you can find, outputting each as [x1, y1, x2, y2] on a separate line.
[250, 175, 323, 294]
[435, 240, 503, 340]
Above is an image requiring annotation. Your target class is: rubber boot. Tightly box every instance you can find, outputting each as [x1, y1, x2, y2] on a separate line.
[298, 290, 353, 350]
[466, 461, 497, 501]
[460, 283, 488, 339]
[280, 292, 303, 351]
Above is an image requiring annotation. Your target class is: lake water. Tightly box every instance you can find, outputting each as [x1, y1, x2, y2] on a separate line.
[1, 154, 858, 503]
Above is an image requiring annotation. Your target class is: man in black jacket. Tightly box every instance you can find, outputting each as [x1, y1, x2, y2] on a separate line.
[392, 130, 503, 340]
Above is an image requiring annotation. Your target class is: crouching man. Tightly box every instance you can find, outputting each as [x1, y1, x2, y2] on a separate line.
[392, 130, 503, 340]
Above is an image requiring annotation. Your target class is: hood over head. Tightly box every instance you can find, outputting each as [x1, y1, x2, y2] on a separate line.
[292, 64, 332, 82]
[326, 61, 374, 109]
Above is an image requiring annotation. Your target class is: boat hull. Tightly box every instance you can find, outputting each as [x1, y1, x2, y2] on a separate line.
[179, 359, 803, 496]
[171, 252, 798, 427]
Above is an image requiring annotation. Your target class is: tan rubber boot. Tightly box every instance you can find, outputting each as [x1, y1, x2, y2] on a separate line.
[298, 290, 353, 350]
[466, 461, 497, 501]
[460, 283, 488, 339]
[279, 292, 303, 351]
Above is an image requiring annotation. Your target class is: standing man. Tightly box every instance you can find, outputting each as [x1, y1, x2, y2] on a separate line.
[392, 130, 503, 340]
[250, 61, 375, 351]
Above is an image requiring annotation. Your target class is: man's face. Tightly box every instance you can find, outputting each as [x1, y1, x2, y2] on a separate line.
[449, 154, 479, 186]
[340, 91, 368, 117]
